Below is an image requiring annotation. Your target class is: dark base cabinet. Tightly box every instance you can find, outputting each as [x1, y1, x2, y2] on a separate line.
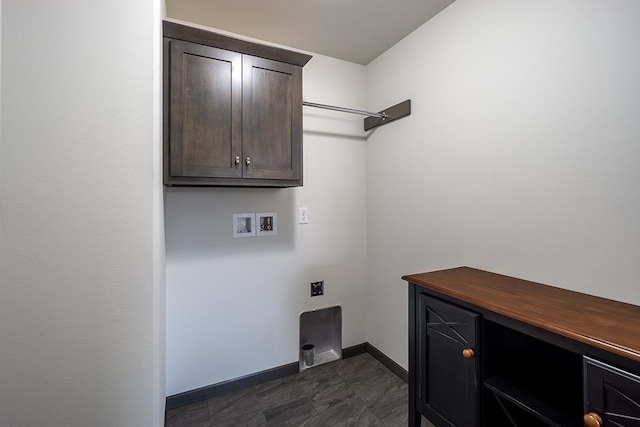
[404, 267, 640, 427]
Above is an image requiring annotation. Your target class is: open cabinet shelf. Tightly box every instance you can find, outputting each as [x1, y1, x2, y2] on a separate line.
[485, 376, 581, 427]
[482, 320, 584, 426]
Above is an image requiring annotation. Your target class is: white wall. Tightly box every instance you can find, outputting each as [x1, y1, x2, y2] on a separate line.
[154, 1, 167, 424]
[0, 1, 164, 426]
[366, 0, 640, 368]
[164, 46, 369, 394]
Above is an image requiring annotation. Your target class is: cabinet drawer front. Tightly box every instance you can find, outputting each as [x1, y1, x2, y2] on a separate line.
[242, 55, 302, 181]
[584, 356, 640, 426]
[169, 40, 243, 179]
[417, 294, 479, 426]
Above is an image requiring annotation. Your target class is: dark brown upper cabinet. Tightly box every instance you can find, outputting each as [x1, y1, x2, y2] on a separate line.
[163, 21, 312, 187]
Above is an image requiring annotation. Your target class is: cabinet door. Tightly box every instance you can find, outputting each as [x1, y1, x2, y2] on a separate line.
[584, 357, 640, 426]
[242, 55, 302, 182]
[169, 40, 242, 179]
[417, 294, 479, 426]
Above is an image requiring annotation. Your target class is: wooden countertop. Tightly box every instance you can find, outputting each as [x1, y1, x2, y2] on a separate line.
[403, 267, 640, 363]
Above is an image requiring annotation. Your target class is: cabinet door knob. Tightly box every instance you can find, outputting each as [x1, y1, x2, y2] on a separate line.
[583, 412, 602, 427]
[234, 156, 240, 166]
[462, 348, 475, 359]
[245, 157, 251, 166]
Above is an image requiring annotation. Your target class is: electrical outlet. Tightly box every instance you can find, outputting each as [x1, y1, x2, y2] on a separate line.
[298, 207, 309, 224]
[310, 281, 324, 297]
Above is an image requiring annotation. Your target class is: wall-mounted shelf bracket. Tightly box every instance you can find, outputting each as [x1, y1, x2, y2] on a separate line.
[303, 99, 411, 131]
[364, 99, 411, 131]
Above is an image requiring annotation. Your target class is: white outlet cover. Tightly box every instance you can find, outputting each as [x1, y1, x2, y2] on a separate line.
[298, 207, 309, 224]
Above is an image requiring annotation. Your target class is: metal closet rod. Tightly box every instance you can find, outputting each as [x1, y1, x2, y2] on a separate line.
[303, 101, 387, 119]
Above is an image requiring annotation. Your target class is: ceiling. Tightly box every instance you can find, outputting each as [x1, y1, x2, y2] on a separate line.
[165, 0, 455, 65]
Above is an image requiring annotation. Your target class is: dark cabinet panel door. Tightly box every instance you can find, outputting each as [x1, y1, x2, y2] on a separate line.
[169, 40, 242, 179]
[417, 294, 479, 427]
[242, 55, 302, 182]
[584, 357, 640, 426]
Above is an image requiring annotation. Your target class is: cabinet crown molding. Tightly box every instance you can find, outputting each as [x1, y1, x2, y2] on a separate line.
[163, 21, 312, 67]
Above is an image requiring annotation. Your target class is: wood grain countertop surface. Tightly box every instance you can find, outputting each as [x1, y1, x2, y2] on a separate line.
[403, 266, 640, 363]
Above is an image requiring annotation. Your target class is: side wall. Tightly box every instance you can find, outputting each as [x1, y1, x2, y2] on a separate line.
[164, 32, 369, 395]
[0, 1, 163, 425]
[366, 0, 640, 368]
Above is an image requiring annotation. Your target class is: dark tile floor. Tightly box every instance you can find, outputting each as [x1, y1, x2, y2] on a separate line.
[165, 353, 435, 426]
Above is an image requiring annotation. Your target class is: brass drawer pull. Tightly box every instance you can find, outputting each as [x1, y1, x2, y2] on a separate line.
[583, 412, 602, 427]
